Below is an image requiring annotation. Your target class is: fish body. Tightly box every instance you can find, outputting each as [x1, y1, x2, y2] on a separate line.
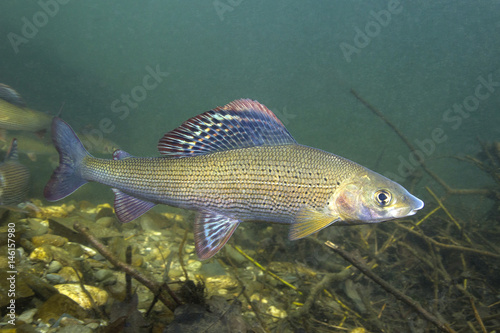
[44, 99, 423, 259]
[0, 138, 30, 206]
[0, 84, 52, 133]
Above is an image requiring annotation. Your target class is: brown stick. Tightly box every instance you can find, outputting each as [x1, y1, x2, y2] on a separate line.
[350, 88, 490, 196]
[396, 224, 500, 259]
[73, 222, 179, 311]
[324, 240, 457, 333]
[470, 297, 488, 333]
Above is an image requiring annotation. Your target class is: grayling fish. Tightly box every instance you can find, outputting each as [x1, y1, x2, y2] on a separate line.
[0, 138, 30, 206]
[44, 99, 424, 259]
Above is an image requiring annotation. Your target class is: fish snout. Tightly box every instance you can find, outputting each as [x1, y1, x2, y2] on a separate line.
[407, 196, 424, 216]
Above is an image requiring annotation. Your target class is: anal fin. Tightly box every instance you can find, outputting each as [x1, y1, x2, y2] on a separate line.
[194, 210, 240, 260]
[112, 188, 156, 223]
[289, 207, 339, 241]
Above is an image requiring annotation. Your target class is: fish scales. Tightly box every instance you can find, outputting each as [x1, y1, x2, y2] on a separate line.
[82, 145, 363, 222]
[45, 98, 424, 259]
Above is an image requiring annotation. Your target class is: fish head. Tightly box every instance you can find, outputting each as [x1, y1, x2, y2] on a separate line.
[329, 170, 424, 224]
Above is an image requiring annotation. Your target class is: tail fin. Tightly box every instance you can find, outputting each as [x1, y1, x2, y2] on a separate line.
[44, 117, 90, 201]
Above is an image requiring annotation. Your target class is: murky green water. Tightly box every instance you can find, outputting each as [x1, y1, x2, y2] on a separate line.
[0, 1, 499, 332]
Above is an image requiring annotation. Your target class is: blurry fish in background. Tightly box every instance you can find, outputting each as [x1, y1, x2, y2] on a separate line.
[78, 124, 120, 155]
[0, 132, 56, 161]
[0, 138, 31, 208]
[0, 83, 53, 137]
[0, 130, 118, 162]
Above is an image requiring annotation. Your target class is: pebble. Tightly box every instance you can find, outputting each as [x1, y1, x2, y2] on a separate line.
[57, 324, 93, 333]
[206, 275, 239, 293]
[95, 269, 114, 282]
[17, 308, 38, 324]
[46, 274, 66, 284]
[25, 218, 49, 238]
[95, 206, 115, 220]
[95, 216, 116, 228]
[47, 260, 63, 273]
[31, 234, 68, 247]
[58, 266, 82, 283]
[54, 284, 109, 309]
[29, 246, 53, 263]
[266, 305, 287, 321]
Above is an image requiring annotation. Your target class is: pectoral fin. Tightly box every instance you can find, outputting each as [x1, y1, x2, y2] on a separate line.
[289, 207, 339, 241]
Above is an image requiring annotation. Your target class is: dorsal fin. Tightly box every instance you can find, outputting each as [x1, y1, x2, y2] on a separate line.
[0, 84, 26, 107]
[157, 99, 296, 157]
[5, 138, 19, 162]
[113, 149, 133, 160]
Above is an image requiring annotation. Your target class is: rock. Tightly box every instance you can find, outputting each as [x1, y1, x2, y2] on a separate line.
[54, 284, 108, 309]
[24, 218, 49, 238]
[101, 275, 117, 286]
[0, 271, 35, 308]
[224, 245, 246, 266]
[19, 272, 58, 300]
[206, 275, 239, 294]
[30, 244, 75, 267]
[46, 274, 66, 284]
[17, 308, 38, 324]
[47, 260, 63, 273]
[186, 260, 202, 272]
[95, 216, 116, 228]
[58, 267, 83, 283]
[95, 269, 114, 282]
[29, 246, 53, 263]
[266, 305, 287, 321]
[200, 261, 227, 276]
[31, 234, 68, 247]
[0, 251, 8, 270]
[165, 296, 247, 333]
[140, 210, 169, 231]
[95, 206, 115, 220]
[57, 324, 93, 333]
[35, 293, 87, 323]
[64, 242, 85, 258]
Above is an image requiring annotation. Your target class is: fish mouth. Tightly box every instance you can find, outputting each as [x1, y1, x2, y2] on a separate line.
[407, 196, 425, 216]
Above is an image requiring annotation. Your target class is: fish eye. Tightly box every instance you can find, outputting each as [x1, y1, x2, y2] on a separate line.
[374, 190, 392, 207]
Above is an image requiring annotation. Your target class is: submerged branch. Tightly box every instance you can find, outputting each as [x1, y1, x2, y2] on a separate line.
[323, 240, 457, 333]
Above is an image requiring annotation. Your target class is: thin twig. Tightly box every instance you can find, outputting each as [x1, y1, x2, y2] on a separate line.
[396, 224, 500, 259]
[350, 88, 490, 196]
[290, 270, 351, 319]
[470, 297, 487, 333]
